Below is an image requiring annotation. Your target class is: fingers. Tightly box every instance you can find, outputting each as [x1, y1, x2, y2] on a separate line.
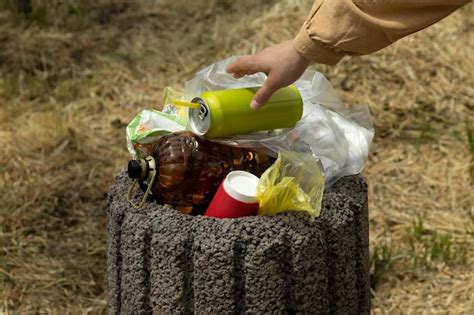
[226, 55, 265, 76]
[226, 55, 282, 110]
[251, 74, 281, 110]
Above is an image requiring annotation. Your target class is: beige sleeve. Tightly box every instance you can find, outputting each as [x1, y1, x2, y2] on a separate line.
[294, 0, 471, 65]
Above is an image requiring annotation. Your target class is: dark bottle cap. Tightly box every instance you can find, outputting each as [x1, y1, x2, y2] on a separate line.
[128, 159, 145, 179]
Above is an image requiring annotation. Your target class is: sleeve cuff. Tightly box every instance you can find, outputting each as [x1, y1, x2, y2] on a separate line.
[294, 26, 345, 66]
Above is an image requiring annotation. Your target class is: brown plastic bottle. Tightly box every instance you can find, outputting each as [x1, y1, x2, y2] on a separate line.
[127, 131, 274, 208]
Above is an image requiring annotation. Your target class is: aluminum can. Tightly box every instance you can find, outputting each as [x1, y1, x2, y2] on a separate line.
[188, 85, 303, 138]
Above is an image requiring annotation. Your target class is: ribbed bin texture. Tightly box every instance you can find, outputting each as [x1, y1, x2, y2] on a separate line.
[107, 172, 370, 314]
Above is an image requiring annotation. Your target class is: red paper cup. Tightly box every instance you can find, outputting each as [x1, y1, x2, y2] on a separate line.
[205, 171, 259, 219]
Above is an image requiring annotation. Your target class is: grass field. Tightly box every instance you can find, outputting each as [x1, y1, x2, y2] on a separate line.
[0, 0, 472, 313]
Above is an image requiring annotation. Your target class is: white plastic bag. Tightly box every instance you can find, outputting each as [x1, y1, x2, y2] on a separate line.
[184, 56, 374, 185]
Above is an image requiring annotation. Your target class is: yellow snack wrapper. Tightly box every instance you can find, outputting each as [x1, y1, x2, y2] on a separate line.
[162, 87, 188, 122]
[256, 151, 324, 217]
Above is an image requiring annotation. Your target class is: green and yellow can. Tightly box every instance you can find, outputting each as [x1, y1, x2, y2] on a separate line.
[188, 85, 303, 138]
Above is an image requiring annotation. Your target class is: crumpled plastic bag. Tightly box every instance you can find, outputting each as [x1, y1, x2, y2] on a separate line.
[184, 56, 374, 186]
[256, 151, 324, 217]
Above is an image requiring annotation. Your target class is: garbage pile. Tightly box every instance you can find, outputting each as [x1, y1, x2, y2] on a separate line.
[125, 57, 374, 218]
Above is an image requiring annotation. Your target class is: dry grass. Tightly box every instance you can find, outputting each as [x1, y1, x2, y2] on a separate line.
[0, 0, 472, 313]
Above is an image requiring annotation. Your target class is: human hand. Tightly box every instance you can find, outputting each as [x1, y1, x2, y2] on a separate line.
[226, 40, 311, 110]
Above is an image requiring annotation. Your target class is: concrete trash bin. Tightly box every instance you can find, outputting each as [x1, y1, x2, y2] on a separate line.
[107, 172, 370, 314]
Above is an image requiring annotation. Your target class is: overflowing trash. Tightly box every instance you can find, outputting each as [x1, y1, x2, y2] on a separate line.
[125, 57, 374, 218]
[127, 131, 273, 214]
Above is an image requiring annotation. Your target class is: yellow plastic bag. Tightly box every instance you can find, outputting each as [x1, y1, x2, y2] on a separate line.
[256, 151, 324, 217]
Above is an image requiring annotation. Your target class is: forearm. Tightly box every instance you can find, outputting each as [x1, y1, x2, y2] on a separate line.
[294, 0, 471, 65]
